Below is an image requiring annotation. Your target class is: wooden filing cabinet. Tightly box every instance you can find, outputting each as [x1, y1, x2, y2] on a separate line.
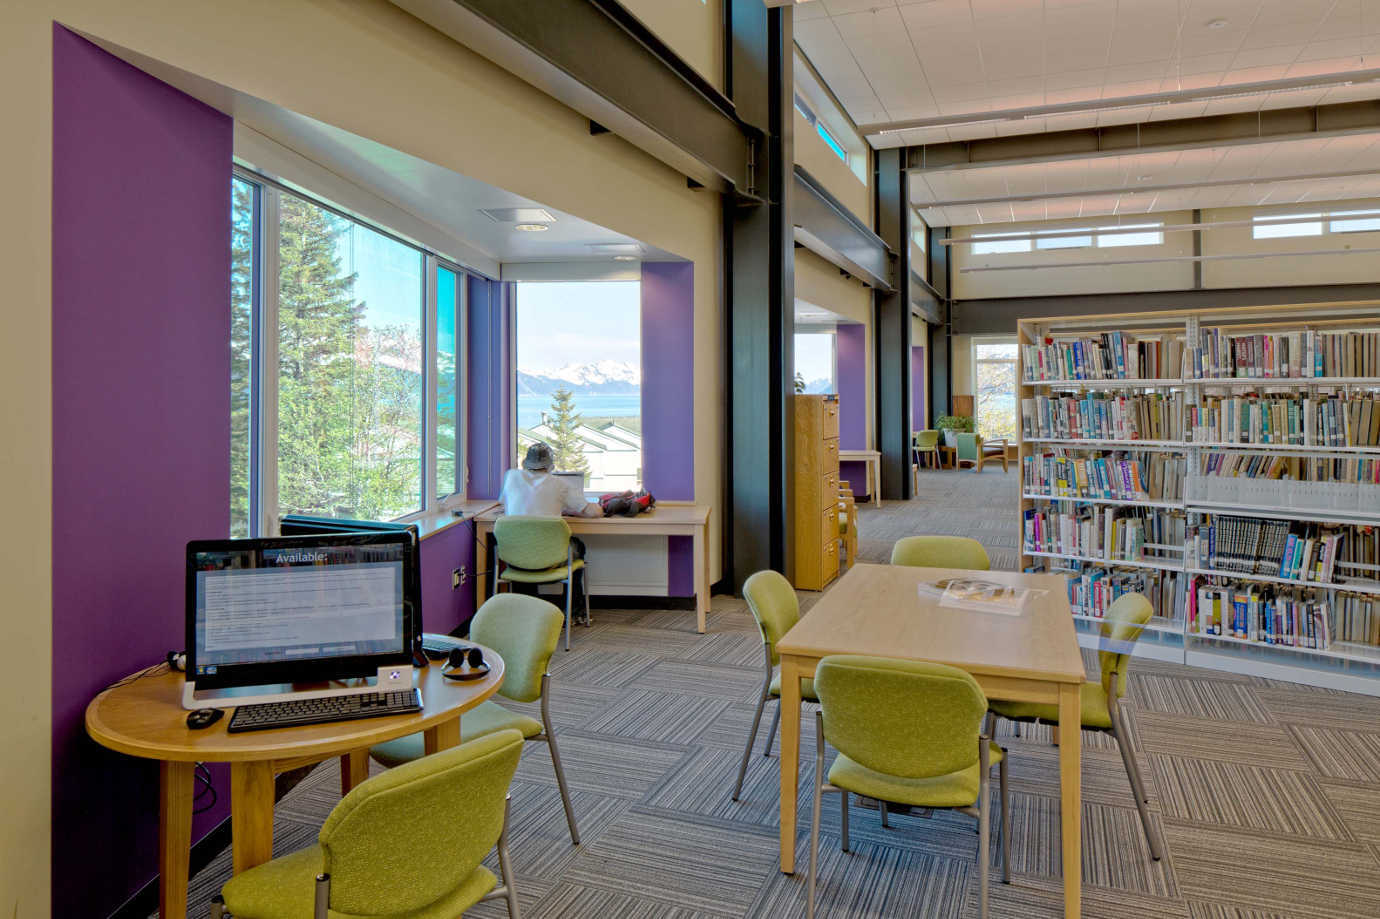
[792, 393, 841, 591]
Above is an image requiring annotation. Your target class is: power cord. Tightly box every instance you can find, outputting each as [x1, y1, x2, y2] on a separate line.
[194, 762, 218, 814]
[104, 661, 170, 692]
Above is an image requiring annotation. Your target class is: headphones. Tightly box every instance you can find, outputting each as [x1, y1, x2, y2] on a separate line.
[442, 646, 489, 681]
[167, 651, 187, 672]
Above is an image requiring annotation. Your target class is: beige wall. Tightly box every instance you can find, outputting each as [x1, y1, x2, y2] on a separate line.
[3, 5, 725, 911]
[796, 248, 875, 448]
[951, 333, 974, 401]
[793, 107, 869, 224]
[1201, 199, 1380, 288]
[620, 0, 723, 92]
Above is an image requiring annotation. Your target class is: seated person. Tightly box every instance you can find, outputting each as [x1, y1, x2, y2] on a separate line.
[500, 442, 602, 518]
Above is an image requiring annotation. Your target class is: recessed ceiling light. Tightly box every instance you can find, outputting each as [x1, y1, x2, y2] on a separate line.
[612, 255, 638, 261]
[514, 223, 550, 232]
[1206, 18, 1228, 29]
[1138, 175, 1153, 181]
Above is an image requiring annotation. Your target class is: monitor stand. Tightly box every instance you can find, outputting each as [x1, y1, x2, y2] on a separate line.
[182, 664, 415, 710]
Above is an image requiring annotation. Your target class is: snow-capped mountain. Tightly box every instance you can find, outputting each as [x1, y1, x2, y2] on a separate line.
[517, 360, 640, 396]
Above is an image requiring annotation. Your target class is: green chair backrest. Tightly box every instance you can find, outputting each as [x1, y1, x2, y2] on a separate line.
[815, 655, 986, 780]
[914, 430, 940, 449]
[494, 515, 572, 570]
[955, 432, 981, 461]
[319, 729, 524, 915]
[742, 569, 800, 665]
[890, 535, 990, 570]
[470, 593, 564, 703]
[1098, 592, 1152, 699]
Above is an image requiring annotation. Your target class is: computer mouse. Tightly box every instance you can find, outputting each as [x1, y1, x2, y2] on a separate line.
[186, 708, 224, 730]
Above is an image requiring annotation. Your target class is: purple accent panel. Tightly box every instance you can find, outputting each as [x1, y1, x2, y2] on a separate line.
[641, 263, 696, 596]
[912, 345, 927, 429]
[51, 27, 232, 916]
[840, 460, 869, 499]
[420, 525, 477, 634]
[835, 323, 866, 450]
[466, 275, 505, 500]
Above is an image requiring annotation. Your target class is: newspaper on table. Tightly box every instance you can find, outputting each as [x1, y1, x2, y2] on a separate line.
[918, 576, 1040, 617]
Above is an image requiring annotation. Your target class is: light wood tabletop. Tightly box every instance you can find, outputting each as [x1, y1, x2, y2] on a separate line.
[475, 502, 713, 632]
[774, 564, 1088, 917]
[86, 650, 505, 919]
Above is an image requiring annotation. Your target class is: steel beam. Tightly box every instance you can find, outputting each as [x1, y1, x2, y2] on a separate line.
[792, 165, 893, 291]
[927, 225, 951, 423]
[873, 148, 912, 501]
[905, 101, 1380, 174]
[391, 0, 757, 193]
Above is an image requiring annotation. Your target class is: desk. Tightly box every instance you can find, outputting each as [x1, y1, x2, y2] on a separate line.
[85, 652, 505, 919]
[838, 449, 881, 507]
[774, 564, 1086, 917]
[475, 503, 713, 633]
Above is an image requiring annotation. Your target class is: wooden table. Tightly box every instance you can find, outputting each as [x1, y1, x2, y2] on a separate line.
[475, 502, 713, 633]
[774, 564, 1087, 917]
[838, 449, 882, 507]
[85, 652, 505, 919]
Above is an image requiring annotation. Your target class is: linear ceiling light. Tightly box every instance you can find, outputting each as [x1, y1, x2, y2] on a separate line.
[865, 68, 1380, 136]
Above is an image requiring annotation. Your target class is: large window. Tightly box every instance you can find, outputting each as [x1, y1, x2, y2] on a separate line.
[514, 281, 641, 492]
[231, 172, 466, 534]
[972, 222, 1164, 255]
[973, 340, 1018, 441]
[794, 331, 836, 394]
[1253, 209, 1380, 239]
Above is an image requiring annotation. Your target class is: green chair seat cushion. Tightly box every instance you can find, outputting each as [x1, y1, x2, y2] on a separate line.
[827, 744, 1004, 809]
[370, 702, 541, 768]
[988, 680, 1111, 730]
[838, 516, 848, 535]
[769, 672, 818, 701]
[497, 558, 584, 584]
[221, 844, 496, 919]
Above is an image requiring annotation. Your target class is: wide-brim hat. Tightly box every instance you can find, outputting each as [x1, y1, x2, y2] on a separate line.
[523, 442, 555, 472]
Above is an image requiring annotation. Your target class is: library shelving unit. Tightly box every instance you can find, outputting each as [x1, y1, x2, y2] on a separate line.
[1018, 302, 1380, 696]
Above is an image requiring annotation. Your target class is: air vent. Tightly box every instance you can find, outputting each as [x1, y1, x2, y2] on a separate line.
[479, 207, 555, 224]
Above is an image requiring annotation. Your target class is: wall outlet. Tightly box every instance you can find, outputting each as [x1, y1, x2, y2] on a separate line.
[452, 567, 467, 589]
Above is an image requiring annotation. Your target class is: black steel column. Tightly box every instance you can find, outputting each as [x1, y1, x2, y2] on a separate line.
[723, 2, 793, 590]
[928, 224, 952, 419]
[873, 148, 911, 500]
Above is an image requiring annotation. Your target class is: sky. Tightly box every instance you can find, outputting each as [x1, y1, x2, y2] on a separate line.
[516, 281, 641, 374]
[795, 331, 835, 386]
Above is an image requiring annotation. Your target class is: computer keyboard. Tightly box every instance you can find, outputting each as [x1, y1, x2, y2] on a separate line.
[227, 689, 422, 733]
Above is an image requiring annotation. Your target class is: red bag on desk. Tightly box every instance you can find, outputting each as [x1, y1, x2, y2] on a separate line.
[599, 489, 655, 517]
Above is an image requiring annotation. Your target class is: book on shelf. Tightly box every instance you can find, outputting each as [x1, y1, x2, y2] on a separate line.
[1336, 593, 1380, 646]
[1023, 449, 1185, 501]
[1032, 559, 1184, 621]
[1021, 391, 1186, 441]
[1191, 327, 1380, 380]
[1187, 577, 1332, 648]
[1189, 516, 1353, 583]
[1022, 332, 1183, 382]
[1024, 505, 1184, 562]
[1196, 451, 1380, 485]
[1190, 393, 1380, 447]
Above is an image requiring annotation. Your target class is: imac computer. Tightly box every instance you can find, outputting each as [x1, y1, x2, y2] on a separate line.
[182, 530, 420, 711]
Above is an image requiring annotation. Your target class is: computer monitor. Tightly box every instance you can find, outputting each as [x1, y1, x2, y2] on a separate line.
[185, 530, 418, 693]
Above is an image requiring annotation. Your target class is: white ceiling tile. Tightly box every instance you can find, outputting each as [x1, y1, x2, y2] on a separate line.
[821, 0, 901, 14]
[1297, 38, 1371, 61]
[1229, 45, 1303, 69]
[1177, 52, 1238, 75]
[1287, 56, 1367, 76]
[1227, 64, 1292, 82]
[1106, 62, 1172, 84]
[1201, 95, 1267, 115]
[794, 3, 832, 22]
[1147, 101, 1211, 120]
[1312, 0, 1365, 41]
[1044, 68, 1108, 92]
[1044, 86, 1104, 105]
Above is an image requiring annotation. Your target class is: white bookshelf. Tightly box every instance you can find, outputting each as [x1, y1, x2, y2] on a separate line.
[1018, 302, 1380, 695]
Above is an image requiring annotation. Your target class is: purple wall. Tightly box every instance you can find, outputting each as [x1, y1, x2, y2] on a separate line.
[835, 323, 870, 498]
[466, 274, 508, 500]
[51, 28, 232, 916]
[641, 262, 695, 595]
[420, 523, 476, 634]
[912, 345, 927, 430]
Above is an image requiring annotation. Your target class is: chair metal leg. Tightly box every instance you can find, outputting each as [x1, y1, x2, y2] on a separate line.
[840, 789, 850, 853]
[1110, 702, 1163, 860]
[880, 799, 890, 828]
[314, 874, 330, 919]
[734, 662, 773, 801]
[563, 576, 573, 652]
[807, 712, 825, 919]
[582, 564, 592, 626]
[210, 896, 228, 918]
[541, 675, 580, 844]
[763, 701, 781, 757]
[978, 740, 991, 919]
[496, 796, 522, 919]
[999, 755, 1011, 884]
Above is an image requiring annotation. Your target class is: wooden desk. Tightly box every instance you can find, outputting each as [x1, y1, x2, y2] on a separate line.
[86, 652, 505, 919]
[475, 503, 713, 633]
[838, 449, 882, 507]
[774, 564, 1086, 917]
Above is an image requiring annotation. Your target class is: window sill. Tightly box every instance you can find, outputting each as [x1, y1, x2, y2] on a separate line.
[412, 499, 501, 540]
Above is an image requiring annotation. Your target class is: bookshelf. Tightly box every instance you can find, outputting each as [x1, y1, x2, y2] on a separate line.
[1018, 302, 1380, 695]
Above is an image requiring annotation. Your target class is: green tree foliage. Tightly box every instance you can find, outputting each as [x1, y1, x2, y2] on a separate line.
[230, 180, 254, 536]
[547, 387, 589, 476]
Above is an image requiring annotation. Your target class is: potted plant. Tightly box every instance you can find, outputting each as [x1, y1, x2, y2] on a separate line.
[936, 414, 975, 448]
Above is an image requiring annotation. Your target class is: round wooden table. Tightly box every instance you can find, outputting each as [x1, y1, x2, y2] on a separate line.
[86, 649, 505, 919]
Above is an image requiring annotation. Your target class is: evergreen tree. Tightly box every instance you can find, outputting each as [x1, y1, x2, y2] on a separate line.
[229, 180, 254, 536]
[547, 387, 589, 476]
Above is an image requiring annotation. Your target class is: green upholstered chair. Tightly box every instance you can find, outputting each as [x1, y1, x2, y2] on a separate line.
[210, 729, 525, 919]
[912, 430, 941, 490]
[988, 591, 1163, 861]
[890, 535, 991, 570]
[731, 570, 820, 801]
[370, 594, 580, 844]
[955, 432, 1008, 473]
[493, 514, 588, 651]
[807, 656, 1009, 919]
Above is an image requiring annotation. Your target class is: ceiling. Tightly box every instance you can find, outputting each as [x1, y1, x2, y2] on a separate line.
[796, 0, 1380, 226]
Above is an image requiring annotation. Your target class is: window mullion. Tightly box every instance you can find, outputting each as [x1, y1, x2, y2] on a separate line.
[423, 254, 438, 512]
[258, 187, 282, 537]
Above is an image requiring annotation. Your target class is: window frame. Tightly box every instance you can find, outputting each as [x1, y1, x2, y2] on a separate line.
[793, 326, 839, 395]
[970, 335, 1019, 442]
[234, 166, 470, 536]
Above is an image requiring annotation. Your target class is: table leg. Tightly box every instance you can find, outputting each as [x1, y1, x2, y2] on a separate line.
[476, 526, 490, 605]
[1058, 682, 1082, 918]
[425, 716, 461, 755]
[871, 459, 881, 508]
[778, 655, 804, 873]
[693, 525, 709, 634]
[158, 760, 195, 919]
[340, 750, 369, 795]
[230, 761, 275, 874]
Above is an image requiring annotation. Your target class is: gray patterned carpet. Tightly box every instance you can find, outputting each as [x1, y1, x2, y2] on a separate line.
[169, 468, 1380, 918]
